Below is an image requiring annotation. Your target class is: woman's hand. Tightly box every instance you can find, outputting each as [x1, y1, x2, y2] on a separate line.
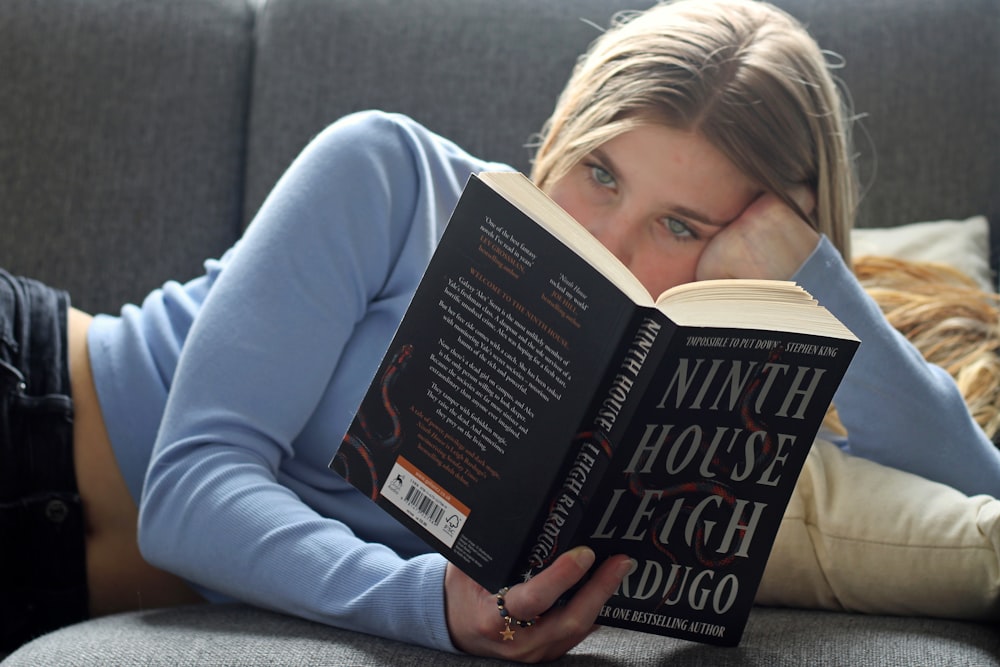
[696, 188, 819, 282]
[444, 547, 633, 663]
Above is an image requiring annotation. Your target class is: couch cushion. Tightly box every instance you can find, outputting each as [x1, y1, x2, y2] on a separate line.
[0, 0, 254, 314]
[3, 603, 997, 666]
[770, 0, 999, 230]
[245, 0, 999, 236]
[851, 216, 993, 291]
[759, 439, 1000, 621]
[243, 0, 656, 225]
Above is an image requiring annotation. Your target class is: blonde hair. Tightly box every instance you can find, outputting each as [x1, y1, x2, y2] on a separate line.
[857, 256, 1000, 441]
[825, 256, 1000, 443]
[531, 0, 858, 260]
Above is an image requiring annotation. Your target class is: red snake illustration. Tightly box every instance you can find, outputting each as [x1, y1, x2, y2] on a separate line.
[333, 344, 414, 499]
[623, 344, 786, 608]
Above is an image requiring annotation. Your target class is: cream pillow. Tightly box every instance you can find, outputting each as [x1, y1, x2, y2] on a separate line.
[851, 215, 993, 292]
[758, 439, 1000, 620]
[758, 220, 1000, 620]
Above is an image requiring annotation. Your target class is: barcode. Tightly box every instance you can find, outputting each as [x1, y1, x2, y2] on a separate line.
[404, 485, 445, 526]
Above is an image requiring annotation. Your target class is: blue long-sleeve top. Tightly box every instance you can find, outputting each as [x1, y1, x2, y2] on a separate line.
[86, 111, 1000, 652]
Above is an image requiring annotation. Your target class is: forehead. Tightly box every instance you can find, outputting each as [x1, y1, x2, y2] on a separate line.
[596, 124, 759, 216]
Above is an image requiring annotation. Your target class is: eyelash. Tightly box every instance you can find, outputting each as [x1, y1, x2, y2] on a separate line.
[584, 162, 698, 242]
[586, 162, 616, 189]
[664, 217, 697, 241]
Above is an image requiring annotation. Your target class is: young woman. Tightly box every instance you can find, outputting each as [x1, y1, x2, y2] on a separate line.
[3, 0, 998, 661]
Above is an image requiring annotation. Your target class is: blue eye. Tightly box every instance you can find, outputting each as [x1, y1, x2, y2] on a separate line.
[590, 164, 616, 188]
[665, 217, 695, 239]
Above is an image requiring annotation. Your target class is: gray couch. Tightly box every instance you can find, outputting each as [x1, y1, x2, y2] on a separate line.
[2, 0, 998, 664]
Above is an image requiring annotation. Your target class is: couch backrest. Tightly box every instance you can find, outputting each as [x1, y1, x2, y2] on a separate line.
[2, 0, 997, 315]
[773, 0, 999, 230]
[246, 0, 999, 231]
[0, 0, 253, 314]
[243, 0, 656, 225]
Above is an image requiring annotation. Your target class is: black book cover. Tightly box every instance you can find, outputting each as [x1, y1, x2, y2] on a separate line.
[583, 320, 854, 644]
[332, 174, 638, 592]
[331, 174, 858, 645]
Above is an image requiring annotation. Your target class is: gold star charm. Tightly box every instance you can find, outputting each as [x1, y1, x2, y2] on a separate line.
[500, 618, 516, 641]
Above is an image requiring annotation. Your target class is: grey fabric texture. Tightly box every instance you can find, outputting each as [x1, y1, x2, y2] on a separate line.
[3, 604, 998, 666]
[770, 0, 1000, 229]
[0, 0, 253, 315]
[243, 0, 658, 225]
[243, 0, 999, 232]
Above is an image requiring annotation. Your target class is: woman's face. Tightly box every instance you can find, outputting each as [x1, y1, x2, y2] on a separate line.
[546, 123, 759, 297]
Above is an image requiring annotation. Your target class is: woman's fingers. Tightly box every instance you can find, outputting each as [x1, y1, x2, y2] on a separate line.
[444, 549, 633, 663]
[500, 546, 596, 618]
[501, 550, 634, 663]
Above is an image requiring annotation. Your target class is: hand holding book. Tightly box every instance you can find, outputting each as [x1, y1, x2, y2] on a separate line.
[444, 547, 633, 661]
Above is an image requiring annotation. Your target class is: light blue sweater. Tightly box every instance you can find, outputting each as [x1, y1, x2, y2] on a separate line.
[87, 111, 1000, 652]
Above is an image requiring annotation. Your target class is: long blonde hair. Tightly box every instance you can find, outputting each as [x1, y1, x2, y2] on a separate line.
[531, 0, 858, 260]
[849, 256, 1000, 442]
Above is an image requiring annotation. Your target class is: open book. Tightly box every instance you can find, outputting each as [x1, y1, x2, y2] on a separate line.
[331, 172, 858, 646]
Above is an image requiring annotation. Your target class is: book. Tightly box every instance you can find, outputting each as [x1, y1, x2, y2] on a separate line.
[330, 171, 859, 646]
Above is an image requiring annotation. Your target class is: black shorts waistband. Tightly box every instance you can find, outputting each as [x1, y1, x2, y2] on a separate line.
[0, 268, 87, 653]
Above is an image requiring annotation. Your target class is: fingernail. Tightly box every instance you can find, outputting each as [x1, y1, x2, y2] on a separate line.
[571, 546, 596, 570]
[617, 558, 637, 578]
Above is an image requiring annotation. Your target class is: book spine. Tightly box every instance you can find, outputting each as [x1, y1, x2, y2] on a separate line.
[518, 311, 669, 581]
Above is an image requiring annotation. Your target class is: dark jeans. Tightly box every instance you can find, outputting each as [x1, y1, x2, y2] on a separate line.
[0, 269, 87, 653]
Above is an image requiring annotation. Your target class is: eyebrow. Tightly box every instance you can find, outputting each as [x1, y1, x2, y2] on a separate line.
[673, 205, 730, 229]
[592, 148, 731, 229]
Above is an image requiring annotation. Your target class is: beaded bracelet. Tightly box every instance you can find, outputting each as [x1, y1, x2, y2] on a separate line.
[496, 586, 538, 641]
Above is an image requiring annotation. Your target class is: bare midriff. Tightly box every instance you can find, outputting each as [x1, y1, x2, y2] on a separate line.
[68, 307, 203, 617]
